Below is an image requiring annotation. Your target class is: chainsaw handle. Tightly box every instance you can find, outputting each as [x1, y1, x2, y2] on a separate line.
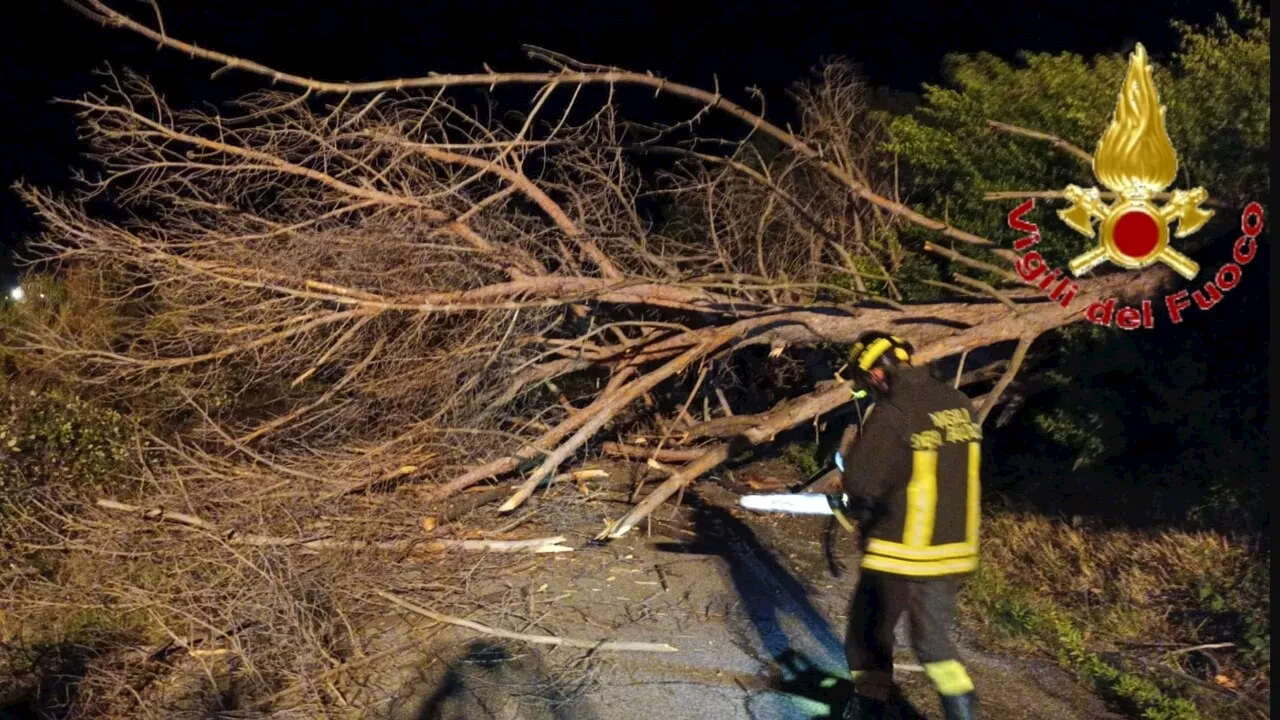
[826, 493, 856, 532]
[832, 507, 855, 532]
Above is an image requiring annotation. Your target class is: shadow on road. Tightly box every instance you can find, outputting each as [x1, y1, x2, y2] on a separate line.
[0, 642, 101, 720]
[411, 640, 600, 720]
[655, 493, 928, 718]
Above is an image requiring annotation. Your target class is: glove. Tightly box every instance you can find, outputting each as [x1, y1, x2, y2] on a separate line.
[830, 492, 877, 528]
[826, 493, 856, 532]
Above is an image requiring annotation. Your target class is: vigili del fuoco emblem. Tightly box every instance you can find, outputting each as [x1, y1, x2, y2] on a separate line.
[1058, 43, 1214, 280]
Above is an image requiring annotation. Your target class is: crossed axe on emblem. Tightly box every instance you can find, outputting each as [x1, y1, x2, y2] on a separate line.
[1058, 184, 1214, 281]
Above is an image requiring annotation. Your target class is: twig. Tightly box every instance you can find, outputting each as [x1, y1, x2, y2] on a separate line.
[601, 442, 709, 463]
[424, 368, 638, 503]
[1160, 642, 1236, 657]
[953, 273, 1020, 315]
[924, 242, 1022, 284]
[95, 498, 217, 531]
[482, 511, 535, 537]
[916, 278, 997, 301]
[248, 628, 446, 709]
[661, 360, 710, 455]
[94, 499, 572, 552]
[432, 485, 515, 524]
[376, 591, 679, 652]
[425, 536, 574, 553]
[318, 462, 423, 501]
[500, 319, 767, 513]
[75, 0, 1009, 254]
[1118, 640, 1227, 649]
[1134, 657, 1270, 714]
[604, 445, 732, 539]
[714, 386, 734, 417]
[954, 348, 970, 389]
[986, 119, 1093, 165]
[431, 470, 609, 524]
[976, 335, 1034, 426]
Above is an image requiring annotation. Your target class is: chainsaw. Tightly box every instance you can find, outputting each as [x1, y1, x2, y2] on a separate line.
[739, 450, 857, 531]
[739, 451, 860, 577]
[740, 391, 874, 576]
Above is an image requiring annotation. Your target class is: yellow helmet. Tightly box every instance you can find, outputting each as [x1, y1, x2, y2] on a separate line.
[848, 331, 914, 394]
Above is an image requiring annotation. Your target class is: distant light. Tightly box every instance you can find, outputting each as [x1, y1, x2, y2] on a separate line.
[8, 286, 24, 302]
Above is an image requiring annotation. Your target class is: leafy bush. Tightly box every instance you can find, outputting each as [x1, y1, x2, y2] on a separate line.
[885, 1, 1270, 495]
[0, 319, 145, 714]
[780, 440, 822, 478]
[1, 384, 135, 502]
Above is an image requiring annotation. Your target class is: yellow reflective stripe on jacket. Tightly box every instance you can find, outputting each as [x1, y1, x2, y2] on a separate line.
[904, 447, 937, 546]
[967, 441, 981, 548]
[865, 538, 976, 561]
[860, 554, 979, 577]
[861, 439, 981, 577]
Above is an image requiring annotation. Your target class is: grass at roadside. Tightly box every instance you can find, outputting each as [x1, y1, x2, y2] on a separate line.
[960, 506, 1269, 720]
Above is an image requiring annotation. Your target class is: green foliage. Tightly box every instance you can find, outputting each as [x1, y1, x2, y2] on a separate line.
[780, 440, 821, 478]
[892, 251, 947, 301]
[965, 563, 1043, 645]
[1187, 557, 1271, 675]
[0, 383, 135, 502]
[885, 2, 1270, 530]
[0, 376, 144, 701]
[889, 50, 1132, 269]
[1029, 407, 1108, 470]
[1166, 0, 1271, 203]
[965, 562, 1203, 720]
[1050, 613, 1202, 720]
[0, 273, 75, 325]
[782, 438, 823, 477]
[888, 1, 1269, 244]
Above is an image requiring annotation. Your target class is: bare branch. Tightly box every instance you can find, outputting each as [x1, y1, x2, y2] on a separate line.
[976, 334, 1034, 426]
[983, 189, 1232, 210]
[987, 119, 1094, 165]
[924, 241, 1023, 284]
[953, 273, 1021, 315]
[73, 0, 1004, 253]
[376, 591, 679, 652]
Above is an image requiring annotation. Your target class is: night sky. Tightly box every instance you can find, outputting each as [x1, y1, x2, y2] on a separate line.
[0, 0, 1242, 284]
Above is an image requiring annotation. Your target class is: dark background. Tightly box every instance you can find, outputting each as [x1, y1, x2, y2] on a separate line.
[0, 0, 1240, 286]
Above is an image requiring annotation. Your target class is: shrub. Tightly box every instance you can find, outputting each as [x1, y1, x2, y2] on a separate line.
[963, 508, 1269, 718]
[1, 384, 135, 502]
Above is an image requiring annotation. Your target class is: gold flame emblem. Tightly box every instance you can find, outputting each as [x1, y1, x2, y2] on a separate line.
[1059, 44, 1213, 280]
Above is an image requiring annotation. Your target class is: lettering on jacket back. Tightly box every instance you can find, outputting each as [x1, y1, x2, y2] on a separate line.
[910, 408, 982, 450]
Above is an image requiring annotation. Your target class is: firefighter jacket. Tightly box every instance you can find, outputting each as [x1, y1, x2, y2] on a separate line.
[840, 366, 982, 578]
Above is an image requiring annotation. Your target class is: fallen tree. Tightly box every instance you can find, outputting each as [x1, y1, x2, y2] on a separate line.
[12, 1, 1176, 541]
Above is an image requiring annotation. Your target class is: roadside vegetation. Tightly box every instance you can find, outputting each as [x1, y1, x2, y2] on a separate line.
[884, 3, 1269, 716]
[1, 1, 1267, 717]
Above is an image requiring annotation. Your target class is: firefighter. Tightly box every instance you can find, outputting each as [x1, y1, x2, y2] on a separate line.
[836, 331, 982, 720]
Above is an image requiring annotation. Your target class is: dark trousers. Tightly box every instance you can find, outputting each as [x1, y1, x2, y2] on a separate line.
[844, 570, 965, 698]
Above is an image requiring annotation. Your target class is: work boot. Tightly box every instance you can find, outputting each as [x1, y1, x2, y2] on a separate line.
[938, 691, 979, 720]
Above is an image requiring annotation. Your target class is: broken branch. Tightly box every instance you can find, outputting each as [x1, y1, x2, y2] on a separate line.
[986, 119, 1094, 165]
[376, 591, 679, 652]
[976, 335, 1034, 426]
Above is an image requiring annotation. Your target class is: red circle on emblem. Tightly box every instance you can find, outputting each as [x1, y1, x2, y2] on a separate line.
[1112, 211, 1160, 258]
